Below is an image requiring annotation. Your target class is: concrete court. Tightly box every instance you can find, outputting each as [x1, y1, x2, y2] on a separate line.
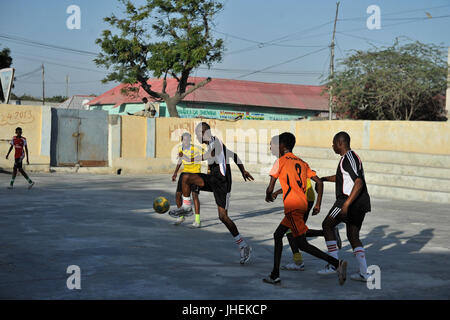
[0, 172, 449, 300]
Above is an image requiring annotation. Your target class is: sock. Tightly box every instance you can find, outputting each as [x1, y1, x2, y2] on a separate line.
[10, 177, 15, 186]
[195, 214, 200, 224]
[181, 196, 192, 209]
[326, 240, 339, 260]
[234, 234, 247, 249]
[353, 246, 368, 275]
[293, 252, 303, 265]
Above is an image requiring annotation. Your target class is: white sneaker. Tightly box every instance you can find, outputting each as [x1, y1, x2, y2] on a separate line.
[350, 272, 370, 282]
[7, 185, 13, 189]
[173, 216, 185, 225]
[28, 181, 35, 190]
[281, 262, 305, 271]
[240, 245, 252, 264]
[317, 264, 337, 275]
[190, 220, 201, 228]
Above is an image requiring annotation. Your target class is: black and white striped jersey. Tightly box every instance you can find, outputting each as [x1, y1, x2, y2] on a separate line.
[335, 150, 370, 207]
[207, 136, 242, 193]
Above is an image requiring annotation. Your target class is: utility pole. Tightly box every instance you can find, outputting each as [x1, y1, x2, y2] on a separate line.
[66, 74, 69, 98]
[42, 63, 45, 105]
[328, 2, 340, 120]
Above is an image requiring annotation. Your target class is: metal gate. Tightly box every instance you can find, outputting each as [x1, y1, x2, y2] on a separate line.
[51, 109, 108, 167]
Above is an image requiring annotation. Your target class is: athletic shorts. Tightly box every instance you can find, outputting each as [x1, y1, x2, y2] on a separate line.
[281, 210, 309, 237]
[303, 201, 314, 223]
[197, 172, 230, 210]
[327, 196, 370, 229]
[14, 158, 23, 170]
[176, 173, 200, 194]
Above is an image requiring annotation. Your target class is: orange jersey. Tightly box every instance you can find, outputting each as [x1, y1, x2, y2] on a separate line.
[269, 152, 316, 214]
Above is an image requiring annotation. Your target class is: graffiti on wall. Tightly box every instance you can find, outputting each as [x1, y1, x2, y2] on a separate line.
[0, 110, 35, 125]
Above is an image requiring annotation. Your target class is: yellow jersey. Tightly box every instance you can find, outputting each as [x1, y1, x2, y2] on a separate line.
[306, 178, 316, 202]
[178, 144, 204, 173]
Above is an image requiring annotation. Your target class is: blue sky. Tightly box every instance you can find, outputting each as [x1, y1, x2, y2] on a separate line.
[1, 0, 449, 98]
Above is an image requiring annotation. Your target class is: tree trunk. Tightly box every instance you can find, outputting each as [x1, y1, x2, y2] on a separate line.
[165, 96, 181, 118]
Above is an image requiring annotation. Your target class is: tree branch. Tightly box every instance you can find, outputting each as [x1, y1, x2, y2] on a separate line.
[162, 71, 168, 94]
[180, 77, 212, 99]
[171, 72, 180, 82]
[136, 75, 166, 101]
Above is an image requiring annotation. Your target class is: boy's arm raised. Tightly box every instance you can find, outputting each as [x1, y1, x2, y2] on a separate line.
[321, 175, 336, 182]
[227, 148, 254, 181]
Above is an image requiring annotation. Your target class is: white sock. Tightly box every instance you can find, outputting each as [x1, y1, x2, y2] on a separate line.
[326, 240, 339, 260]
[181, 196, 192, 210]
[353, 247, 368, 275]
[234, 234, 247, 249]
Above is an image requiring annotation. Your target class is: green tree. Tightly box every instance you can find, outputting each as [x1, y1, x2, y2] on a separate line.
[95, 0, 224, 117]
[327, 40, 448, 121]
[46, 95, 68, 103]
[0, 46, 13, 69]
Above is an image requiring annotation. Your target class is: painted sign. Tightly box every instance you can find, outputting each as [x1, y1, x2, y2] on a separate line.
[0, 68, 15, 104]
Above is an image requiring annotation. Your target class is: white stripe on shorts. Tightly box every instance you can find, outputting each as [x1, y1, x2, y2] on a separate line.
[225, 192, 231, 210]
[330, 207, 341, 218]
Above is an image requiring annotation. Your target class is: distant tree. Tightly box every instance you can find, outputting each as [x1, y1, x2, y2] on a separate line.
[46, 95, 68, 103]
[17, 94, 41, 102]
[326, 40, 448, 121]
[95, 0, 224, 117]
[0, 46, 13, 69]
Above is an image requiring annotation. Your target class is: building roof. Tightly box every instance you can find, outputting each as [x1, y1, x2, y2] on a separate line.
[88, 77, 328, 111]
[58, 95, 96, 110]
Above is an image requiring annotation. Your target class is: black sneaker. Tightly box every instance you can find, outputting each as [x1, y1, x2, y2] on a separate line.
[168, 206, 193, 218]
[337, 260, 347, 285]
[263, 274, 281, 285]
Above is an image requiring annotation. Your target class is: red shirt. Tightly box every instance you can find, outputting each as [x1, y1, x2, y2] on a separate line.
[10, 136, 27, 159]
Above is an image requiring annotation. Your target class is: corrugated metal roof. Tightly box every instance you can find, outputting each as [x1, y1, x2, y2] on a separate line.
[57, 95, 96, 110]
[88, 77, 328, 111]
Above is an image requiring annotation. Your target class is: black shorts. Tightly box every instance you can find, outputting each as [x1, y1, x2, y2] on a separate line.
[303, 201, 314, 223]
[197, 172, 231, 210]
[327, 195, 370, 229]
[176, 172, 200, 194]
[14, 158, 23, 169]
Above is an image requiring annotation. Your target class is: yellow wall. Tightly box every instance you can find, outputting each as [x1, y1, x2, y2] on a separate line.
[120, 115, 147, 158]
[295, 121, 365, 149]
[369, 121, 450, 154]
[155, 118, 450, 159]
[0, 104, 45, 169]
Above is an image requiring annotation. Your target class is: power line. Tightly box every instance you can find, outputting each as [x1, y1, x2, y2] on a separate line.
[213, 30, 326, 48]
[0, 33, 98, 57]
[336, 32, 392, 46]
[15, 67, 42, 78]
[237, 47, 328, 79]
[221, 20, 333, 57]
[338, 4, 450, 21]
[13, 55, 108, 74]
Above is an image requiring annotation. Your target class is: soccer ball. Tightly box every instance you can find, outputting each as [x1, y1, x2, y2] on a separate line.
[153, 196, 170, 214]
